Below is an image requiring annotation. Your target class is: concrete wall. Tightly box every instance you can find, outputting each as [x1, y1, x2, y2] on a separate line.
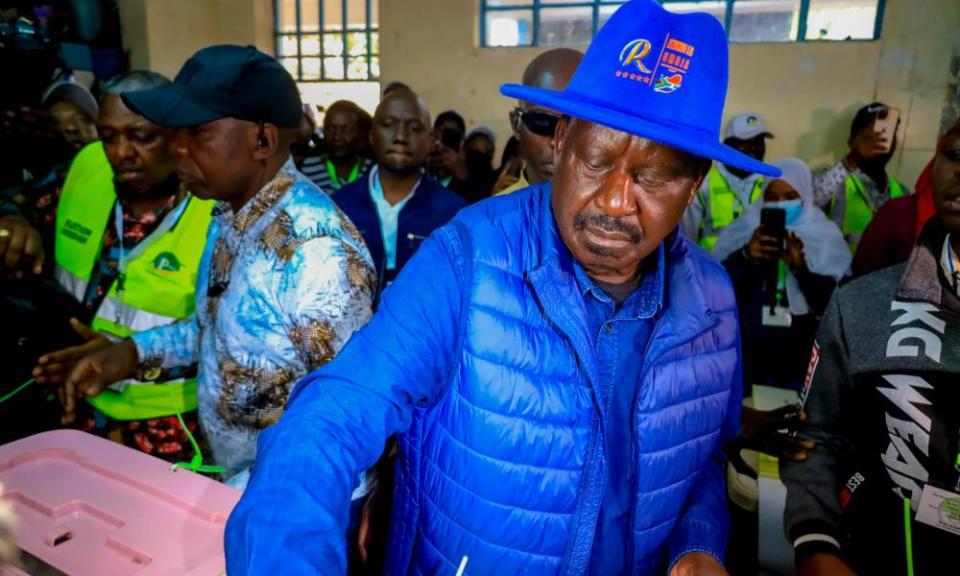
[380, 0, 960, 186]
[116, 0, 273, 79]
[116, 0, 959, 185]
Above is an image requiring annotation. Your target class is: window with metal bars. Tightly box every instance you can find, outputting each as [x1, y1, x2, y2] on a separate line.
[274, 0, 380, 82]
[480, 0, 885, 47]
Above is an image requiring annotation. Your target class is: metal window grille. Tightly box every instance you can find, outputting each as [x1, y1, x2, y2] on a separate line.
[480, 0, 885, 47]
[274, 0, 380, 82]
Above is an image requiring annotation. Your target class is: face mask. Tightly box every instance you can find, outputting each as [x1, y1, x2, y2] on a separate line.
[766, 199, 803, 225]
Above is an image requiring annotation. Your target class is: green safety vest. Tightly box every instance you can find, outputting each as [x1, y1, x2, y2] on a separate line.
[832, 173, 907, 253]
[697, 166, 764, 251]
[54, 141, 214, 420]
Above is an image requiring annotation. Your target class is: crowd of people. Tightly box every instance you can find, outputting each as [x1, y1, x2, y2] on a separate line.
[0, 0, 957, 574]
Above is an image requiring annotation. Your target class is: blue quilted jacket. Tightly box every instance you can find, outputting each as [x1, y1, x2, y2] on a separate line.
[226, 183, 742, 575]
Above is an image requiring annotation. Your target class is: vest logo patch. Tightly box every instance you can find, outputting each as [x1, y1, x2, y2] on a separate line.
[62, 219, 93, 244]
[153, 252, 182, 272]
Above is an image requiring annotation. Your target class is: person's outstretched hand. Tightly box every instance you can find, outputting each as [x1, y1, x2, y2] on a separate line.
[60, 339, 139, 424]
[33, 318, 112, 385]
[0, 214, 44, 275]
[670, 552, 729, 576]
[740, 405, 816, 461]
[797, 552, 856, 576]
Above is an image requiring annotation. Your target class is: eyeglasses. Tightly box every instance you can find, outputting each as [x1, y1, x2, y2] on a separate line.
[515, 109, 561, 137]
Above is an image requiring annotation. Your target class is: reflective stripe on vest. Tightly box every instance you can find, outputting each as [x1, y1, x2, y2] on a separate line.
[698, 166, 764, 251]
[53, 141, 213, 420]
[835, 173, 906, 252]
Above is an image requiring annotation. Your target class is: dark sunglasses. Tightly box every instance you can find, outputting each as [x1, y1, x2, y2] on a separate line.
[516, 109, 560, 137]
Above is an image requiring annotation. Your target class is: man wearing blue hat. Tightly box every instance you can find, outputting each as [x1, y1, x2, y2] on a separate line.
[227, 1, 779, 574]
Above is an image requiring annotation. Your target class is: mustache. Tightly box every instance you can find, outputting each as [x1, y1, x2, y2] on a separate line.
[573, 212, 644, 245]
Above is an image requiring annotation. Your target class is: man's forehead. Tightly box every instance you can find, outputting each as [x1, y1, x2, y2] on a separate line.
[379, 94, 428, 122]
[325, 108, 359, 124]
[566, 119, 700, 163]
[98, 96, 157, 128]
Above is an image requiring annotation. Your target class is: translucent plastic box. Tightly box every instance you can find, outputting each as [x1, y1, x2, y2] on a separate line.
[0, 430, 239, 575]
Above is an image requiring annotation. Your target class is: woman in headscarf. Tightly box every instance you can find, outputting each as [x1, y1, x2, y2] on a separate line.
[714, 157, 851, 391]
[717, 159, 850, 574]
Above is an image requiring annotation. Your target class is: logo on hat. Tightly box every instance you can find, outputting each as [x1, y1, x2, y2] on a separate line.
[616, 33, 695, 94]
[619, 39, 653, 74]
[747, 115, 759, 125]
[652, 37, 695, 94]
[654, 74, 683, 94]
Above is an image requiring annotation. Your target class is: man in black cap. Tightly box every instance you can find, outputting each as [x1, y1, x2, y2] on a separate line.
[60, 45, 377, 490]
[813, 102, 910, 253]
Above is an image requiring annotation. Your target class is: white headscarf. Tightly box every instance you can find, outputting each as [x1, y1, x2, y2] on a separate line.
[712, 157, 851, 315]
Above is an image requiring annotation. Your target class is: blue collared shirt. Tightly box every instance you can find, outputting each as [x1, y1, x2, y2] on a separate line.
[369, 166, 420, 271]
[576, 245, 666, 574]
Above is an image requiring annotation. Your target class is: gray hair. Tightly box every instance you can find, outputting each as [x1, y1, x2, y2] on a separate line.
[101, 71, 171, 97]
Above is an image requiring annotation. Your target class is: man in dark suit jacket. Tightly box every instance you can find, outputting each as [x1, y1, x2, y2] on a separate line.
[334, 90, 466, 290]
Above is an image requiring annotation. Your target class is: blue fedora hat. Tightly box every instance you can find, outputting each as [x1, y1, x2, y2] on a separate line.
[501, 0, 779, 177]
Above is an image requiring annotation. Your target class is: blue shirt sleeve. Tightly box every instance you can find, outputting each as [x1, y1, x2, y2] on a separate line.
[225, 224, 466, 575]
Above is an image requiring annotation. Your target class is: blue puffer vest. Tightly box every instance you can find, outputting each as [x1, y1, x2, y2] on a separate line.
[385, 184, 740, 575]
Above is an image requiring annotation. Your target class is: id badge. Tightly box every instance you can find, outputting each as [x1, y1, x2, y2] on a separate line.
[915, 483, 960, 536]
[762, 306, 792, 328]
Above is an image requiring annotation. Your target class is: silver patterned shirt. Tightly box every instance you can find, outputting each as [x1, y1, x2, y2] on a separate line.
[131, 159, 376, 481]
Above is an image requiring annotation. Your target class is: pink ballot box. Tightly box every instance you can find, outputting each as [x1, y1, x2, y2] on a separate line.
[0, 430, 240, 576]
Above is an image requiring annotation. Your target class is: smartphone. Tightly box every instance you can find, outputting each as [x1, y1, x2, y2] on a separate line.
[760, 207, 786, 251]
[873, 107, 900, 153]
[440, 127, 464, 151]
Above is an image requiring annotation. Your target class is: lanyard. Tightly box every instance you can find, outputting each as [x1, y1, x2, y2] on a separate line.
[944, 236, 960, 292]
[325, 158, 360, 188]
[775, 260, 788, 305]
[112, 195, 191, 293]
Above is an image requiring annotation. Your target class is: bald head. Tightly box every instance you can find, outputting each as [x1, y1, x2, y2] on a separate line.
[372, 90, 433, 175]
[510, 49, 583, 185]
[521, 48, 583, 90]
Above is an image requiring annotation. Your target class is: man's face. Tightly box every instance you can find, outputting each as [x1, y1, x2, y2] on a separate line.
[465, 135, 495, 159]
[465, 134, 495, 172]
[170, 118, 260, 201]
[323, 109, 359, 159]
[932, 121, 960, 233]
[763, 179, 801, 203]
[551, 119, 706, 283]
[48, 100, 98, 151]
[372, 95, 431, 175]
[726, 134, 766, 162]
[514, 102, 562, 184]
[97, 94, 177, 196]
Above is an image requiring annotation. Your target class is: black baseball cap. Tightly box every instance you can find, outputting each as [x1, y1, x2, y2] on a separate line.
[850, 102, 890, 137]
[122, 44, 302, 129]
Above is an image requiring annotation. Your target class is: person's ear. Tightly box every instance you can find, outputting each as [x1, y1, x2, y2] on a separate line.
[687, 164, 709, 207]
[252, 123, 280, 160]
[553, 116, 569, 159]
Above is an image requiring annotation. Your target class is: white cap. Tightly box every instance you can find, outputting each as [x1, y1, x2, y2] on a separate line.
[724, 113, 774, 141]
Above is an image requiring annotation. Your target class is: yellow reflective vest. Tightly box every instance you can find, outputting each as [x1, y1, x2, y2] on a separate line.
[830, 173, 907, 253]
[696, 166, 764, 251]
[54, 141, 213, 420]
